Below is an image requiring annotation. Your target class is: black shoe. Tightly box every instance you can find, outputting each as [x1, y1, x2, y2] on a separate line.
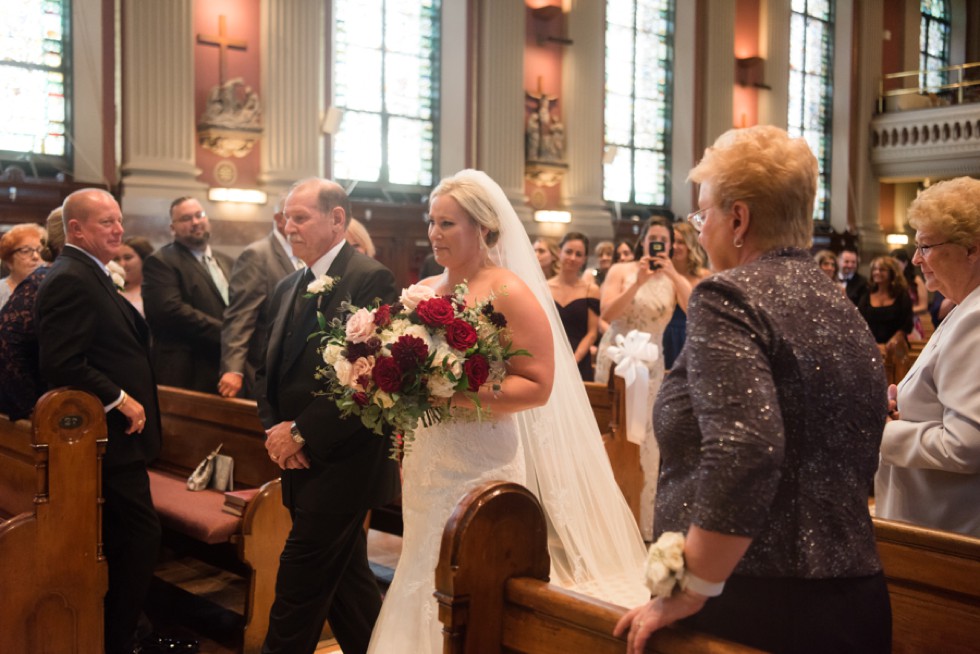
[137, 633, 200, 653]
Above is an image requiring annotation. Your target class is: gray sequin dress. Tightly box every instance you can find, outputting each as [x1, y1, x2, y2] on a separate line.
[654, 248, 890, 652]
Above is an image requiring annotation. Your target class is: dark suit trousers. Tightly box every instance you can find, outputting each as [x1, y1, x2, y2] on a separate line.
[262, 508, 382, 654]
[102, 463, 162, 654]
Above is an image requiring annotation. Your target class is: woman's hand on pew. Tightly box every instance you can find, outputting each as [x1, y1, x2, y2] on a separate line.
[614, 590, 707, 654]
[117, 394, 147, 434]
[265, 421, 308, 469]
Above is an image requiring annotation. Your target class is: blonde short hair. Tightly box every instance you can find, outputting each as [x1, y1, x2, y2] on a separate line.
[430, 175, 501, 248]
[0, 223, 48, 264]
[346, 218, 376, 258]
[906, 177, 980, 247]
[814, 249, 837, 268]
[688, 125, 816, 250]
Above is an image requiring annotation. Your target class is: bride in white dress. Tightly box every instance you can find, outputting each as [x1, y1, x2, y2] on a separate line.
[367, 170, 648, 654]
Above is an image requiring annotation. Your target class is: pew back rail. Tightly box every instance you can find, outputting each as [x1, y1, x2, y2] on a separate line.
[435, 481, 762, 654]
[0, 389, 108, 654]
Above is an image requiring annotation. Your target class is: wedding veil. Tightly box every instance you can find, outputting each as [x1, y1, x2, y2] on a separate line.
[451, 169, 649, 607]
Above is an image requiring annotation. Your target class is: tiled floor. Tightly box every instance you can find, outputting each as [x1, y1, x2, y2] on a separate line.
[147, 529, 403, 654]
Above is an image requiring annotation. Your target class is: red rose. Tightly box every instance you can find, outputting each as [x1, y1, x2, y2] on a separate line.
[463, 353, 490, 391]
[445, 319, 478, 350]
[391, 335, 428, 371]
[372, 356, 403, 393]
[352, 391, 370, 406]
[374, 304, 392, 328]
[416, 297, 455, 326]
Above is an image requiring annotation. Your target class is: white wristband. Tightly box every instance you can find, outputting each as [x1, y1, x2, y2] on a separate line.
[679, 571, 725, 597]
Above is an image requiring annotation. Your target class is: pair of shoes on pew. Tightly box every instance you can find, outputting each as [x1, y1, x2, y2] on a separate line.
[134, 632, 200, 653]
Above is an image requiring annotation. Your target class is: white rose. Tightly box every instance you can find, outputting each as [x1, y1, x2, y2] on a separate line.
[434, 346, 463, 377]
[307, 274, 335, 295]
[333, 357, 354, 386]
[322, 344, 344, 366]
[399, 283, 437, 311]
[427, 373, 457, 399]
[345, 307, 377, 344]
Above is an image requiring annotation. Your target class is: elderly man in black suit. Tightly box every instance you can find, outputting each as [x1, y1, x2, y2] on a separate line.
[142, 197, 233, 393]
[258, 178, 399, 654]
[36, 189, 165, 654]
[218, 197, 298, 399]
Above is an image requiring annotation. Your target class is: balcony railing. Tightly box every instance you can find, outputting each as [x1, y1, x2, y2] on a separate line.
[871, 62, 980, 182]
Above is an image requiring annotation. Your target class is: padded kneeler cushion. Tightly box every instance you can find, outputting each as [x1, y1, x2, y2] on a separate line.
[148, 471, 241, 545]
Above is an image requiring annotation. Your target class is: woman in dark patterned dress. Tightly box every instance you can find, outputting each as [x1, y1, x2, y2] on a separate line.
[617, 126, 891, 654]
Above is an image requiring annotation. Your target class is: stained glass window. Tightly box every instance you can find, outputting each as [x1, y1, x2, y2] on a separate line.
[0, 0, 69, 165]
[603, 0, 674, 208]
[787, 0, 834, 223]
[920, 0, 950, 89]
[332, 0, 439, 191]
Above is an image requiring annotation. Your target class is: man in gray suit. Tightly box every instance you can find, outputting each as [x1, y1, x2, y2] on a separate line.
[143, 197, 234, 394]
[218, 196, 298, 398]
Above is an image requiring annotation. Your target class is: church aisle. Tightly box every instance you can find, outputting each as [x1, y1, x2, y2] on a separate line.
[143, 529, 403, 653]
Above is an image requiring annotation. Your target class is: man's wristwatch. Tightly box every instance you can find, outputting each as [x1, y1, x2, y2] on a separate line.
[289, 422, 306, 445]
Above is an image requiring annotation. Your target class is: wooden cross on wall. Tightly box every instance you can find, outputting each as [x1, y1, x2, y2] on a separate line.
[197, 15, 246, 86]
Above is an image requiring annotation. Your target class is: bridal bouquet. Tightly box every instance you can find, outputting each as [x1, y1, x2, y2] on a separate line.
[313, 282, 527, 456]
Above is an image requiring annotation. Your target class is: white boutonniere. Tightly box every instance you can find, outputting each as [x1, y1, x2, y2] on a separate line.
[305, 274, 339, 298]
[107, 260, 126, 292]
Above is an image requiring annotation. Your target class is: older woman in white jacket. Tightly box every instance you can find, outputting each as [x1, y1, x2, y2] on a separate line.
[875, 176, 980, 537]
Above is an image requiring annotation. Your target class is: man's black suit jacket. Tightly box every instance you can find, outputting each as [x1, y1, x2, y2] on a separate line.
[258, 243, 400, 514]
[142, 241, 233, 393]
[36, 246, 161, 469]
[844, 272, 870, 306]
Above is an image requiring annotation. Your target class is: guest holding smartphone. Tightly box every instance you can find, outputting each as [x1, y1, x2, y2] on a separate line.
[594, 217, 692, 540]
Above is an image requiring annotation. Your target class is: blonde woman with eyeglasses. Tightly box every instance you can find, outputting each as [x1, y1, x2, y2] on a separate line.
[0, 223, 47, 310]
[876, 176, 980, 538]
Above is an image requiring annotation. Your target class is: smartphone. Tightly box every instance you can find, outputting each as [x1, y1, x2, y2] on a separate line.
[649, 241, 665, 270]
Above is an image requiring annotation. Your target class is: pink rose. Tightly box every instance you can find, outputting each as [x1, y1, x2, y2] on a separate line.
[349, 356, 375, 391]
[399, 283, 437, 311]
[345, 307, 377, 344]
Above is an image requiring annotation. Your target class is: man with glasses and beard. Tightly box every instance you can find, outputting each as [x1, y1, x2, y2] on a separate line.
[142, 197, 234, 393]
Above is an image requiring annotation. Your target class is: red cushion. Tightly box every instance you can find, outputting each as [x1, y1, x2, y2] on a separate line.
[148, 471, 241, 545]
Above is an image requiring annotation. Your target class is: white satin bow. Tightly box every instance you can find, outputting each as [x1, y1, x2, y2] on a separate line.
[607, 330, 659, 444]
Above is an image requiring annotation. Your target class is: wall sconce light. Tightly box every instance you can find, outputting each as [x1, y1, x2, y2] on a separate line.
[208, 188, 268, 204]
[735, 57, 771, 89]
[886, 233, 910, 245]
[531, 5, 573, 46]
[534, 210, 571, 223]
[321, 107, 344, 135]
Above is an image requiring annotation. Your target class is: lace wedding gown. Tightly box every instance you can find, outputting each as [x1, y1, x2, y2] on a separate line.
[594, 272, 676, 541]
[367, 416, 525, 653]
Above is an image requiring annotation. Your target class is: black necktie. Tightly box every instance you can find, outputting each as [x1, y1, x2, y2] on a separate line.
[292, 269, 315, 324]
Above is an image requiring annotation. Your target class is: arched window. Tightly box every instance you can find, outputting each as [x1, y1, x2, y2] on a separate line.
[603, 0, 674, 209]
[787, 0, 834, 223]
[331, 0, 440, 195]
[0, 0, 69, 174]
[920, 0, 950, 89]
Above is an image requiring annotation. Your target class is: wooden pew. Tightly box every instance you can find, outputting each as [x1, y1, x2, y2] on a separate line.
[874, 517, 980, 654]
[586, 376, 644, 525]
[151, 385, 291, 654]
[0, 389, 108, 654]
[435, 480, 762, 654]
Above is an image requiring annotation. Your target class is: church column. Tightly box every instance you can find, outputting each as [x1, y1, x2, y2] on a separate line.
[259, 0, 324, 196]
[761, 0, 790, 129]
[851, 0, 886, 258]
[561, 0, 611, 235]
[120, 0, 205, 201]
[702, 0, 736, 147]
[475, 0, 529, 219]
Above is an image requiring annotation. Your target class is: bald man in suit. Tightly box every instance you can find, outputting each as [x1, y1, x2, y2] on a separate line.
[37, 189, 162, 654]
